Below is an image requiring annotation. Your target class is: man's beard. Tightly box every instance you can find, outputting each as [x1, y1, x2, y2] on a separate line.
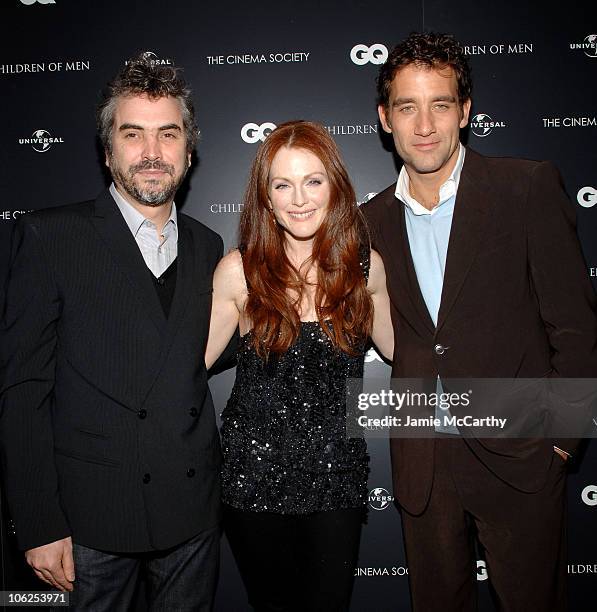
[110, 158, 187, 207]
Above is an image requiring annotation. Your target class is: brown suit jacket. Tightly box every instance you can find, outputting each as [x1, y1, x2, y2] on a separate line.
[363, 148, 597, 515]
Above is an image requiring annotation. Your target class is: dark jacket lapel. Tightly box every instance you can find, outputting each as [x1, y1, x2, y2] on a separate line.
[436, 149, 492, 332]
[137, 215, 207, 406]
[374, 190, 436, 336]
[89, 190, 167, 334]
[163, 216, 196, 345]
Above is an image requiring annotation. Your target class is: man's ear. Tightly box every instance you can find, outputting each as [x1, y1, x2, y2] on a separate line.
[459, 98, 472, 129]
[378, 104, 392, 134]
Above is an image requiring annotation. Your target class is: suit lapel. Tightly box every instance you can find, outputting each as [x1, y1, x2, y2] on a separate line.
[163, 216, 195, 349]
[436, 149, 491, 332]
[137, 216, 204, 406]
[376, 193, 435, 336]
[90, 190, 167, 334]
[396, 199, 436, 334]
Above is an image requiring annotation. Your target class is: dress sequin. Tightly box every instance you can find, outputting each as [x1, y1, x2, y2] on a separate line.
[221, 253, 370, 514]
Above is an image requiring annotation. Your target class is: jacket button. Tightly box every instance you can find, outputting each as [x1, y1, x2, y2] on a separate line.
[434, 344, 446, 355]
[143, 473, 151, 484]
[187, 468, 196, 478]
[189, 407, 198, 417]
[138, 409, 147, 419]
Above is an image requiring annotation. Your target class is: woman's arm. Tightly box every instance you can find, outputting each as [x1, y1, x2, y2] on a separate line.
[205, 250, 246, 370]
[367, 249, 394, 361]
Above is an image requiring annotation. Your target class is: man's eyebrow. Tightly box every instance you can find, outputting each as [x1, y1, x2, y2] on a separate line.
[118, 123, 183, 131]
[392, 97, 416, 106]
[432, 95, 457, 103]
[392, 95, 457, 106]
[158, 124, 182, 131]
[118, 123, 144, 131]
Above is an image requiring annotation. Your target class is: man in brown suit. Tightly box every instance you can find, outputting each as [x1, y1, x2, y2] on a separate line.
[363, 32, 597, 611]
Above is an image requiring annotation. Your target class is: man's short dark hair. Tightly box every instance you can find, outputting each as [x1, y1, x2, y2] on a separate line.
[97, 52, 198, 154]
[377, 32, 472, 109]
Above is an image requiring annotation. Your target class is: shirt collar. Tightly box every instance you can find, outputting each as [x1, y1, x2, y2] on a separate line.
[110, 182, 177, 237]
[394, 143, 466, 216]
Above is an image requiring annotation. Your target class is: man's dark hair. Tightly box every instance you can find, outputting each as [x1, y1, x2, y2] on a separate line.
[97, 52, 198, 154]
[377, 32, 472, 109]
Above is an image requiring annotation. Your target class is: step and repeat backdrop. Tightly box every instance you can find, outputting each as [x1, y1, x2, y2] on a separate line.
[1, 1, 596, 610]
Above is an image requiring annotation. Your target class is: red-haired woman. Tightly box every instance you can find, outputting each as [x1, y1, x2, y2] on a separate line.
[206, 120, 393, 611]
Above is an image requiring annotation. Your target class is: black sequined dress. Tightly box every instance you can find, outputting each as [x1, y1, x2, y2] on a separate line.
[221, 260, 370, 515]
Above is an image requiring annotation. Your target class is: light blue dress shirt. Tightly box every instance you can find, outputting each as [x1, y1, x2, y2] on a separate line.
[394, 144, 466, 433]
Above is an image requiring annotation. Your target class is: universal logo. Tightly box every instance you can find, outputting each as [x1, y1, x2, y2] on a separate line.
[350, 44, 388, 65]
[18, 129, 64, 153]
[470, 113, 506, 138]
[368, 487, 394, 511]
[577, 187, 597, 208]
[241, 122, 276, 144]
[126, 51, 172, 66]
[477, 560, 488, 581]
[20, 0, 55, 4]
[581, 484, 597, 506]
[570, 34, 597, 58]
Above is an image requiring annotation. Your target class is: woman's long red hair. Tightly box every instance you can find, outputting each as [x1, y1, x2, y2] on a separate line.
[239, 120, 373, 358]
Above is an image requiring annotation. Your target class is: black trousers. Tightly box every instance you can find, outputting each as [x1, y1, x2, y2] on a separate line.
[401, 438, 567, 612]
[64, 525, 220, 612]
[224, 504, 363, 612]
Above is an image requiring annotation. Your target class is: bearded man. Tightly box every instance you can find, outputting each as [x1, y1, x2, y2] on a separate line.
[1, 54, 223, 611]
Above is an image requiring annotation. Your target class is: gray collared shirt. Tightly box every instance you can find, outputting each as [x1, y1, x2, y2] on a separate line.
[110, 183, 178, 278]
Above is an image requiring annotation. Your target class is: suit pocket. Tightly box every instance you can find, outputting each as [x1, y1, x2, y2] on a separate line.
[74, 427, 109, 440]
[54, 447, 120, 468]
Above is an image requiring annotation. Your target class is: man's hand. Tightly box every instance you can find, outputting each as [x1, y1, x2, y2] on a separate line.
[25, 536, 75, 592]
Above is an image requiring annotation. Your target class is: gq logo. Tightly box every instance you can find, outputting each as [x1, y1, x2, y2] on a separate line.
[476, 560, 488, 581]
[577, 186, 597, 208]
[350, 44, 388, 66]
[368, 487, 394, 511]
[581, 484, 597, 506]
[241, 122, 276, 144]
[20, 0, 56, 4]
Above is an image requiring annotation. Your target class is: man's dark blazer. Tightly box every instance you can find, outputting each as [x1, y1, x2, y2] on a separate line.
[363, 147, 597, 515]
[0, 190, 223, 552]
